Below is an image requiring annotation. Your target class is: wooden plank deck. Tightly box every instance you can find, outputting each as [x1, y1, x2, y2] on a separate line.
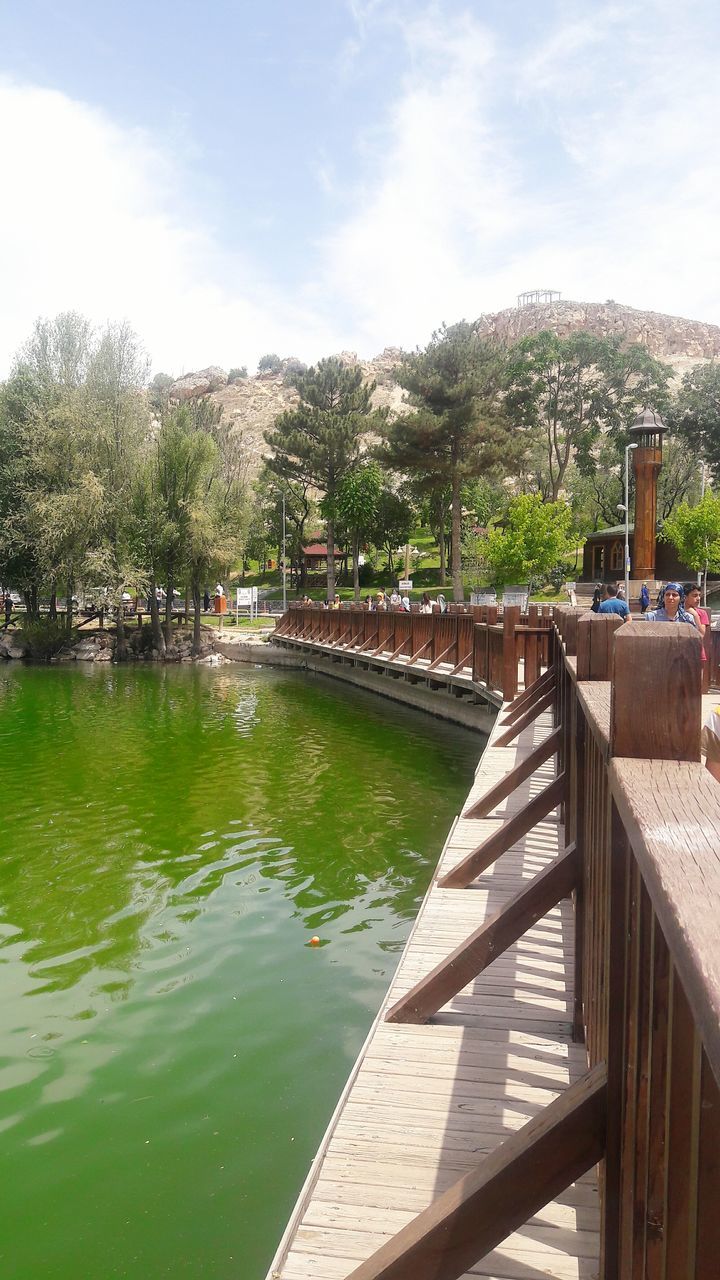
[267, 704, 599, 1280]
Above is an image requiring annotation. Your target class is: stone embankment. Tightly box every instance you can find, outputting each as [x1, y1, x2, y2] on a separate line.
[0, 626, 286, 666]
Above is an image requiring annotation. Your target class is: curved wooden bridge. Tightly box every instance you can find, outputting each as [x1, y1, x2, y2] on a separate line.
[267, 604, 720, 1280]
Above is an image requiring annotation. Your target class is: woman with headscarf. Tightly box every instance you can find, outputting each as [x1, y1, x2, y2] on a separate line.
[642, 582, 698, 625]
[436, 594, 447, 614]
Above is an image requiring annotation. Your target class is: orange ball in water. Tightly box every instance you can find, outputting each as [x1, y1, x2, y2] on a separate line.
[310, 935, 320, 946]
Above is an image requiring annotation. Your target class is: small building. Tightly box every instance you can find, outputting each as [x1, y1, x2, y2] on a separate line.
[581, 524, 694, 585]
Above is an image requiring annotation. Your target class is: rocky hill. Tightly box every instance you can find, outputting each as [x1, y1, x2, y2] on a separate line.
[167, 349, 407, 482]
[474, 299, 720, 377]
[167, 301, 720, 482]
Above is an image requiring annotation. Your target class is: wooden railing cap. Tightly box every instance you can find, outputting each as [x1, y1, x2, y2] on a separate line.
[610, 622, 701, 761]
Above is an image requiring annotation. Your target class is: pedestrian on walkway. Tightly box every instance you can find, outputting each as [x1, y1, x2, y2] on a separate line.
[642, 582, 697, 625]
[598, 583, 630, 620]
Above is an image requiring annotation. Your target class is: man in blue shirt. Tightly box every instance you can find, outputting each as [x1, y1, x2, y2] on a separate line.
[598, 583, 630, 620]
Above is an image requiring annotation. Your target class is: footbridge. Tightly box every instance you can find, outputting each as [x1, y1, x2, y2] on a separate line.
[267, 605, 720, 1280]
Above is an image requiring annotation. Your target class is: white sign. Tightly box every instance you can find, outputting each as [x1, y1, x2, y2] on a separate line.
[502, 590, 529, 610]
[398, 579, 413, 590]
[236, 586, 258, 620]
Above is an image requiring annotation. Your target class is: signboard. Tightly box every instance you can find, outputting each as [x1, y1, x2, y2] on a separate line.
[471, 591, 497, 606]
[398, 579, 413, 591]
[236, 586, 258, 620]
[502, 590, 529, 610]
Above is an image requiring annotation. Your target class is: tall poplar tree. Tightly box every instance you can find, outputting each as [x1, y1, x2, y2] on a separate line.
[379, 323, 511, 601]
[265, 357, 383, 599]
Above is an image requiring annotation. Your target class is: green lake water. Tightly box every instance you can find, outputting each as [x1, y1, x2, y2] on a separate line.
[0, 663, 483, 1279]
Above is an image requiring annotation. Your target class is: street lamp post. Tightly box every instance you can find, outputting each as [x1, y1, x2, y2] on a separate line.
[281, 491, 287, 613]
[698, 461, 707, 602]
[624, 442, 638, 604]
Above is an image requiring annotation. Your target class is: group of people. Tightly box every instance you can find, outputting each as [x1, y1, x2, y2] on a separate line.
[302, 589, 450, 613]
[590, 580, 709, 634]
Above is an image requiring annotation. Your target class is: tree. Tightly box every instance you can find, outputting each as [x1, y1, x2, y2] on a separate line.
[670, 362, 720, 476]
[252, 466, 317, 589]
[380, 323, 511, 601]
[0, 367, 44, 607]
[504, 332, 671, 501]
[148, 372, 174, 415]
[18, 310, 93, 392]
[265, 357, 382, 598]
[25, 384, 104, 633]
[228, 367, 248, 382]
[86, 321, 150, 658]
[369, 485, 415, 578]
[659, 493, 720, 584]
[152, 406, 218, 644]
[484, 494, 577, 590]
[258, 353, 282, 374]
[333, 463, 382, 600]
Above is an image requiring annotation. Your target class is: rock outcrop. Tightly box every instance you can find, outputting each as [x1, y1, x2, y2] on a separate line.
[161, 302, 719, 485]
[168, 366, 229, 401]
[167, 348, 408, 483]
[474, 300, 720, 378]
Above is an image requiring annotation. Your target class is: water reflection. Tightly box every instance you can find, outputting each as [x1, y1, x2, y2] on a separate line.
[0, 663, 481, 1279]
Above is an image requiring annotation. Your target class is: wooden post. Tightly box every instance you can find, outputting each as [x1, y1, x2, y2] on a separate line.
[562, 606, 586, 658]
[609, 622, 701, 761]
[576, 614, 624, 681]
[502, 605, 520, 701]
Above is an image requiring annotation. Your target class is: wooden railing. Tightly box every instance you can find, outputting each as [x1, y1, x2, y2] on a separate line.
[273, 603, 553, 701]
[337, 608, 720, 1280]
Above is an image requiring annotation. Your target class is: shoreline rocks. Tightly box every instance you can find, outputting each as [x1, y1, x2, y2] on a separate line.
[0, 624, 278, 665]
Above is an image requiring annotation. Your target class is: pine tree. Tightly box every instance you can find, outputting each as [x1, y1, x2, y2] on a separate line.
[265, 357, 382, 599]
[380, 323, 511, 601]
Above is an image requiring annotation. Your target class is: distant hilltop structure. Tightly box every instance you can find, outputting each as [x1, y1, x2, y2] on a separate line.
[476, 299, 720, 377]
[517, 289, 562, 308]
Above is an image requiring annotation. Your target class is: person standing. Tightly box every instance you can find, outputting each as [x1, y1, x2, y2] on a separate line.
[639, 582, 650, 613]
[597, 583, 630, 621]
[642, 582, 697, 625]
[684, 584, 710, 684]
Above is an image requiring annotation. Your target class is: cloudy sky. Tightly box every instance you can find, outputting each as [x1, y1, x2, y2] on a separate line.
[1, 0, 718, 376]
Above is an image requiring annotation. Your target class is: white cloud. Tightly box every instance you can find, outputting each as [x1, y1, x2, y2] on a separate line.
[0, 78, 339, 376]
[1, 1, 719, 381]
[320, 0, 720, 348]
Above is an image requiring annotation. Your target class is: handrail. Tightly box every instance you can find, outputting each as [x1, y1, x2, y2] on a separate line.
[311, 603, 720, 1279]
[273, 604, 553, 700]
[551, 606, 720, 1276]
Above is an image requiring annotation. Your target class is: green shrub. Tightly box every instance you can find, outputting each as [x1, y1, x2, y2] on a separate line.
[18, 618, 72, 660]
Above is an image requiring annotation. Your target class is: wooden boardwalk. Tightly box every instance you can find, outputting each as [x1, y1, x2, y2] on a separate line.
[267, 706, 599, 1280]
